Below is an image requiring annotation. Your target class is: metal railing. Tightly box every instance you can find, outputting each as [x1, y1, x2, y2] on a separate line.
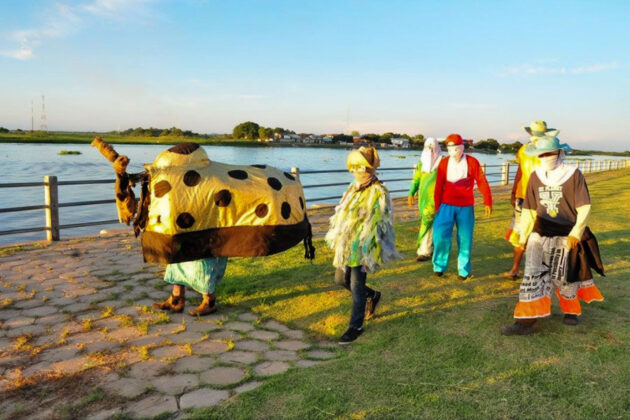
[1, 159, 629, 242]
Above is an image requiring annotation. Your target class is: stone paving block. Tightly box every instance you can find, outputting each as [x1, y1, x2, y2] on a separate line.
[32, 334, 57, 346]
[234, 380, 263, 394]
[283, 329, 305, 339]
[57, 321, 83, 334]
[211, 330, 242, 341]
[68, 331, 104, 345]
[148, 323, 184, 336]
[127, 335, 165, 348]
[223, 321, 255, 332]
[192, 340, 230, 355]
[125, 394, 178, 418]
[12, 299, 44, 310]
[128, 360, 170, 379]
[22, 361, 52, 377]
[306, 350, 337, 360]
[264, 350, 298, 361]
[295, 360, 322, 368]
[254, 361, 290, 376]
[93, 317, 122, 329]
[151, 345, 189, 360]
[151, 373, 199, 395]
[179, 388, 230, 409]
[108, 327, 141, 342]
[85, 340, 120, 354]
[274, 340, 310, 351]
[263, 320, 290, 332]
[37, 313, 68, 325]
[249, 330, 280, 341]
[184, 320, 221, 334]
[50, 356, 89, 374]
[219, 350, 258, 364]
[116, 306, 141, 316]
[167, 331, 204, 344]
[3, 316, 35, 328]
[237, 312, 259, 322]
[86, 407, 121, 420]
[0, 309, 20, 321]
[235, 339, 270, 352]
[6, 324, 47, 338]
[76, 311, 102, 321]
[200, 366, 247, 385]
[173, 356, 213, 373]
[102, 377, 150, 398]
[97, 300, 126, 309]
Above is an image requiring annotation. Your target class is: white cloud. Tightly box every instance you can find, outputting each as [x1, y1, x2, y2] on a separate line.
[1, 0, 158, 60]
[501, 62, 619, 76]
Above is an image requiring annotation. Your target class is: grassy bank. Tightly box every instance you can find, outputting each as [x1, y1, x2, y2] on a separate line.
[188, 169, 630, 419]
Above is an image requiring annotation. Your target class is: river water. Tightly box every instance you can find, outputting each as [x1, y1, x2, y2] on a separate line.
[0, 142, 625, 244]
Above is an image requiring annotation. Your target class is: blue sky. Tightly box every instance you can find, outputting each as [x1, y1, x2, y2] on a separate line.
[1, 0, 629, 150]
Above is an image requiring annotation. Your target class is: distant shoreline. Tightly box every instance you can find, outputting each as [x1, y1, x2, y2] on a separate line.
[1, 133, 629, 156]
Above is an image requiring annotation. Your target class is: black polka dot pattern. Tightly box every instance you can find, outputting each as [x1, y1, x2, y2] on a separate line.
[251, 164, 266, 169]
[284, 172, 295, 181]
[299, 197, 304, 210]
[214, 189, 232, 207]
[255, 203, 268, 218]
[154, 180, 172, 198]
[267, 177, 282, 191]
[176, 212, 195, 228]
[183, 170, 201, 187]
[168, 143, 199, 154]
[281, 202, 291, 220]
[228, 170, 248, 180]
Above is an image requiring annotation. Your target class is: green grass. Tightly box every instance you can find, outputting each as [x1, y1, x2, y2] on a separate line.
[188, 169, 630, 419]
[57, 150, 82, 155]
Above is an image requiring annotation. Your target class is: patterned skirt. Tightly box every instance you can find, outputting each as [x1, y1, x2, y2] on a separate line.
[514, 232, 603, 319]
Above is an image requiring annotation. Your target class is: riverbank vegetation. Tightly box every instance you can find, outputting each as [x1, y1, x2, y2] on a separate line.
[1, 126, 629, 155]
[186, 169, 630, 419]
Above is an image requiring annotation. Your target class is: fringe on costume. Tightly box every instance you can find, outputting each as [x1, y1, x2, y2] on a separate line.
[325, 182, 400, 273]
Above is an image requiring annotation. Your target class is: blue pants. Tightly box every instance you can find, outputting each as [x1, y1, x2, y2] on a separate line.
[335, 266, 376, 329]
[432, 204, 474, 277]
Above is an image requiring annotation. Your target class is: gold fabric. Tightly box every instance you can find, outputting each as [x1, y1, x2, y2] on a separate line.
[143, 146, 306, 236]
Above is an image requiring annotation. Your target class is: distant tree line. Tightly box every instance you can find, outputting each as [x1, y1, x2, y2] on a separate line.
[114, 127, 212, 138]
[232, 121, 296, 140]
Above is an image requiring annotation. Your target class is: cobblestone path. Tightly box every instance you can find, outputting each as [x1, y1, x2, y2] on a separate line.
[0, 231, 338, 420]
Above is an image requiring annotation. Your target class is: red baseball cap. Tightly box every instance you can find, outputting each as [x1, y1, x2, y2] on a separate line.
[445, 134, 463, 146]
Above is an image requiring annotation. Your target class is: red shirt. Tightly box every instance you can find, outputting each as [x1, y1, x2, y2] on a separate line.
[434, 155, 493, 211]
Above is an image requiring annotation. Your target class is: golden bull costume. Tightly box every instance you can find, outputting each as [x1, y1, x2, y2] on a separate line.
[92, 139, 314, 263]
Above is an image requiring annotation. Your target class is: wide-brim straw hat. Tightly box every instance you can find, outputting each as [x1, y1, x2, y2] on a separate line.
[522, 120, 559, 137]
[524, 135, 572, 156]
[347, 146, 380, 171]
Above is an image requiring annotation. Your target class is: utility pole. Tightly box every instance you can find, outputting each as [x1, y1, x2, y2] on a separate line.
[40, 95, 48, 131]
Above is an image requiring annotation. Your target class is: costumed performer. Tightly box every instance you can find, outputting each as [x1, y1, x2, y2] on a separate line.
[408, 137, 443, 262]
[504, 121, 554, 280]
[92, 139, 314, 316]
[432, 134, 493, 280]
[501, 135, 604, 335]
[326, 146, 400, 344]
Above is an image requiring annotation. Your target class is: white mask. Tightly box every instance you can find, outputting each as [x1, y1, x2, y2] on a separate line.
[447, 145, 464, 161]
[539, 154, 559, 171]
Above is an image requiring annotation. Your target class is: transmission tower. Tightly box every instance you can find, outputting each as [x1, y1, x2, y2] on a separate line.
[31, 100, 34, 131]
[40, 95, 48, 131]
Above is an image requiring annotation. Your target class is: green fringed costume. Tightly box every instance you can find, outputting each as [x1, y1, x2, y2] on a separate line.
[408, 161, 438, 250]
[326, 180, 399, 273]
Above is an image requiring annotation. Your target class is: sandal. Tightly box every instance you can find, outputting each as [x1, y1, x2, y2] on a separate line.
[152, 294, 185, 313]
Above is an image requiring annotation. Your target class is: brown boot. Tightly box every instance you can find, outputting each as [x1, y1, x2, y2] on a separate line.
[152, 293, 185, 313]
[189, 294, 217, 316]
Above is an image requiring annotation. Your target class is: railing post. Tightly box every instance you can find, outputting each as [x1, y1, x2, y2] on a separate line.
[481, 163, 487, 174]
[44, 175, 60, 241]
[291, 166, 300, 181]
[501, 162, 509, 186]
[587, 160, 592, 173]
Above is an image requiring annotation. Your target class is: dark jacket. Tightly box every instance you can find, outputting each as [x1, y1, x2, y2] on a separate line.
[567, 226, 605, 283]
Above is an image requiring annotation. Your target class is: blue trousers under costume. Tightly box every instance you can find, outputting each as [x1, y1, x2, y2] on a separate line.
[164, 257, 228, 295]
[432, 204, 474, 277]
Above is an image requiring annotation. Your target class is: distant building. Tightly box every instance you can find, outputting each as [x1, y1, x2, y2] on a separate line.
[391, 138, 410, 148]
